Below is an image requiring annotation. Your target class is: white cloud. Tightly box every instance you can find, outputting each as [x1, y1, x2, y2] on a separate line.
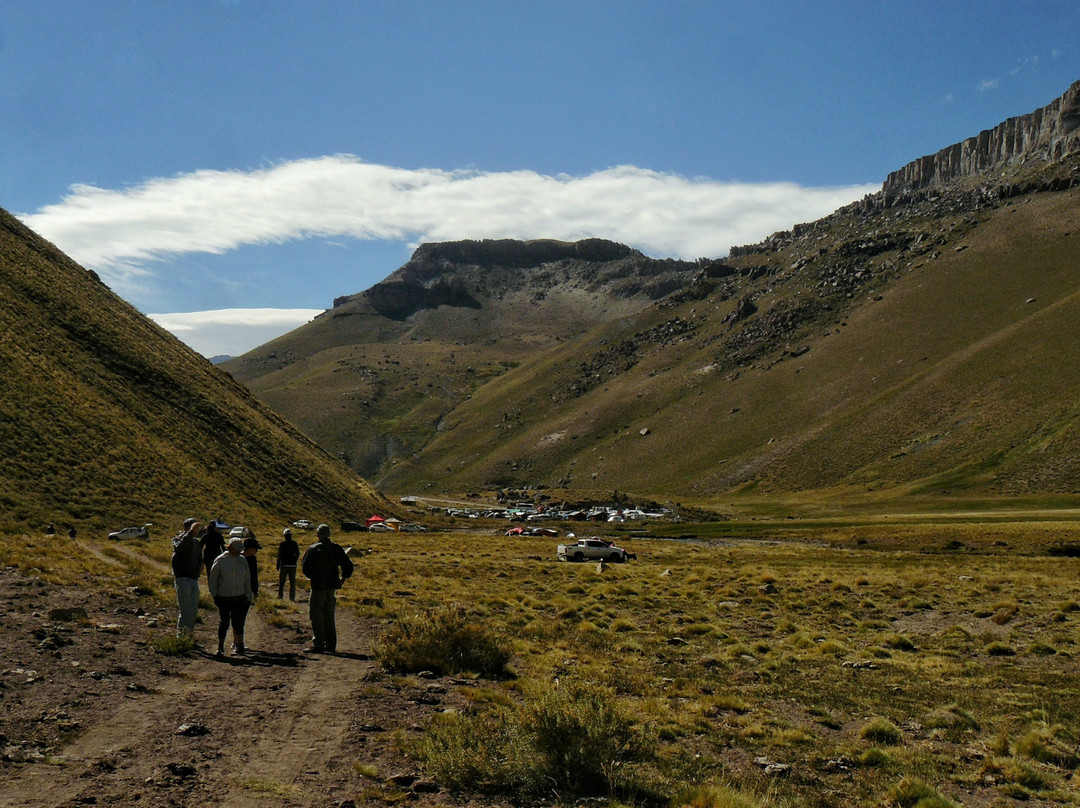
[148, 308, 323, 358]
[21, 156, 878, 288]
[978, 78, 1001, 93]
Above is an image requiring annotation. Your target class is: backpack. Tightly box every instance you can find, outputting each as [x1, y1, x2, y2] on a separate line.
[171, 532, 200, 578]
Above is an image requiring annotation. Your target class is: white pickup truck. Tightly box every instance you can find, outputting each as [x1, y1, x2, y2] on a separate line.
[557, 537, 634, 563]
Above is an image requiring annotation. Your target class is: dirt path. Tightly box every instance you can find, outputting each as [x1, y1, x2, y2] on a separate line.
[0, 544, 474, 808]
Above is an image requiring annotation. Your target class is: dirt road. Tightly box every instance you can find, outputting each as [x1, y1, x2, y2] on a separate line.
[0, 548, 478, 808]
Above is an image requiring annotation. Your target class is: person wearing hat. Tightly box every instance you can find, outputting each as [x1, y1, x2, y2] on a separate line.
[208, 537, 253, 655]
[276, 528, 300, 601]
[170, 517, 203, 639]
[301, 524, 354, 653]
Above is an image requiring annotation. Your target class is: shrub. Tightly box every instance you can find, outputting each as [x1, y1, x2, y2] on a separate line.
[984, 641, 1016, 657]
[858, 747, 891, 767]
[884, 633, 917, 651]
[414, 681, 653, 801]
[151, 634, 195, 656]
[889, 777, 962, 807]
[671, 784, 764, 807]
[924, 704, 979, 740]
[860, 717, 903, 746]
[375, 604, 511, 677]
[523, 682, 653, 796]
[1015, 729, 1079, 768]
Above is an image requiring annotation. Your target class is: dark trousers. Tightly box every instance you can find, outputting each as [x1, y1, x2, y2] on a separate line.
[309, 588, 337, 651]
[278, 565, 297, 600]
[214, 595, 250, 642]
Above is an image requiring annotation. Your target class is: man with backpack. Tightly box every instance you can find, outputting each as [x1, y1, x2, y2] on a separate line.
[301, 524, 353, 653]
[171, 518, 204, 639]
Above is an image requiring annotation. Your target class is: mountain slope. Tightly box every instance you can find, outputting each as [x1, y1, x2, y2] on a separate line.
[223, 239, 698, 478]
[233, 81, 1080, 505]
[0, 209, 390, 533]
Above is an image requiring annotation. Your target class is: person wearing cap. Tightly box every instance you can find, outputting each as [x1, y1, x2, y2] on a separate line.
[209, 537, 254, 655]
[301, 524, 354, 653]
[170, 517, 203, 638]
[243, 536, 262, 600]
[276, 528, 300, 601]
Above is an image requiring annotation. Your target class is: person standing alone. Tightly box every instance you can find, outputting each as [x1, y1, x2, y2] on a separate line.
[301, 524, 353, 653]
[171, 518, 203, 639]
[276, 528, 300, 600]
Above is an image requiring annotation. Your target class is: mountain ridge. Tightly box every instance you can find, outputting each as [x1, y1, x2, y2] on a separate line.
[229, 81, 1080, 505]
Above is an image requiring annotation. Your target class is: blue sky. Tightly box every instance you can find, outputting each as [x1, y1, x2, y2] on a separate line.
[2, 1, 1077, 357]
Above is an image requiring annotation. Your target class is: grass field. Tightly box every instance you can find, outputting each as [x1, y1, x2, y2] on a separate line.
[4, 519, 1079, 806]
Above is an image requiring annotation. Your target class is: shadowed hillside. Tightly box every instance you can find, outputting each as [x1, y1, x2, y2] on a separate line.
[0, 209, 391, 533]
[232, 82, 1080, 507]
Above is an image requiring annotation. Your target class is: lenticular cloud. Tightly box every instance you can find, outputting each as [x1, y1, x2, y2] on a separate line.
[21, 155, 877, 280]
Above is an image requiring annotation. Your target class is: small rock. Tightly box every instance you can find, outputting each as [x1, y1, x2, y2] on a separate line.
[176, 722, 210, 737]
[388, 773, 418, 787]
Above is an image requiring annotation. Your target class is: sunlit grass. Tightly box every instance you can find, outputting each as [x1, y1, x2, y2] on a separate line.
[5, 522, 1080, 805]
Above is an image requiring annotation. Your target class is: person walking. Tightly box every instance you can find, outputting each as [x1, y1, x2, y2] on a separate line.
[208, 537, 253, 656]
[243, 537, 262, 599]
[200, 520, 227, 586]
[276, 528, 300, 600]
[171, 518, 204, 639]
[301, 524, 353, 653]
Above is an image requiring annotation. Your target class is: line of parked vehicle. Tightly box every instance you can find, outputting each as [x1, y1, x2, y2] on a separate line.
[436, 505, 671, 522]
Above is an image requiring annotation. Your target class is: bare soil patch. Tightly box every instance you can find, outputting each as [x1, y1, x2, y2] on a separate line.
[0, 555, 500, 808]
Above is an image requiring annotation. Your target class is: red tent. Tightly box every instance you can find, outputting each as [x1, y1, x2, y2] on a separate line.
[366, 515, 386, 528]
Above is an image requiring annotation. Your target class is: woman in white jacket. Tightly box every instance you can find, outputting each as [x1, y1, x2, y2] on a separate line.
[208, 537, 253, 656]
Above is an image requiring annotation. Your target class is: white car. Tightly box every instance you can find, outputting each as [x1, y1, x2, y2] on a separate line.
[292, 519, 316, 530]
[557, 538, 634, 562]
[108, 524, 151, 541]
[229, 526, 255, 539]
[368, 522, 392, 532]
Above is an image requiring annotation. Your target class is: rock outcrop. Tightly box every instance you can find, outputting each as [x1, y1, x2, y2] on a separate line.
[883, 79, 1080, 197]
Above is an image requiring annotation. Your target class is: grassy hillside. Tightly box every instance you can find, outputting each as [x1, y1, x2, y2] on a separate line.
[376, 170, 1080, 506]
[0, 209, 391, 534]
[224, 240, 697, 479]
[222, 91, 1080, 511]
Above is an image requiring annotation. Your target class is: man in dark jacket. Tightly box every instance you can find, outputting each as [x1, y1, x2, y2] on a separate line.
[200, 520, 227, 585]
[171, 518, 203, 638]
[301, 524, 354, 653]
[276, 528, 301, 600]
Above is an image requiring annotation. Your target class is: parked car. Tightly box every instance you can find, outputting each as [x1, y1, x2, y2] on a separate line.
[292, 519, 316, 530]
[368, 522, 391, 532]
[526, 527, 558, 537]
[557, 537, 633, 562]
[228, 526, 255, 540]
[340, 521, 365, 532]
[400, 523, 427, 532]
[108, 524, 152, 541]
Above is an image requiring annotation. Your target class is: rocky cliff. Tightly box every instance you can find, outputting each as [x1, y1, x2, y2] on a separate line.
[883, 80, 1080, 197]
